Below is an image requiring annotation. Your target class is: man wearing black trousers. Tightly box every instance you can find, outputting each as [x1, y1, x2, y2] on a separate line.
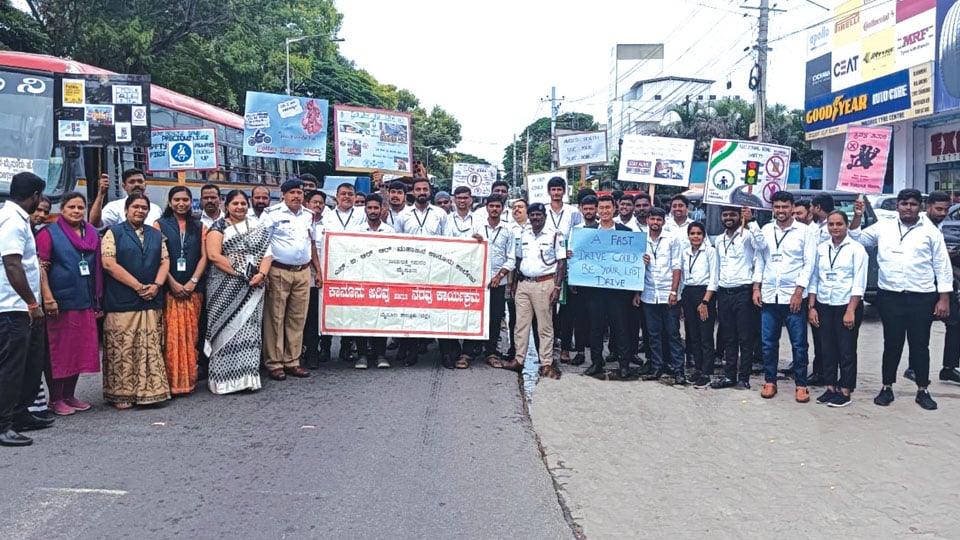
[472, 195, 515, 366]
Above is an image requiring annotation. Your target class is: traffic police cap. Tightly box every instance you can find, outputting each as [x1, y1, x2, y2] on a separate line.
[281, 179, 303, 193]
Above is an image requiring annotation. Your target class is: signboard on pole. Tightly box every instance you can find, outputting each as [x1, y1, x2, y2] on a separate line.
[557, 130, 608, 167]
[452, 163, 498, 197]
[567, 228, 646, 290]
[704, 139, 792, 209]
[333, 105, 413, 174]
[321, 232, 489, 339]
[836, 125, 893, 194]
[526, 170, 568, 204]
[53, 73, 151, 146]
[147, 127, 219, 172]
[617, 134, 695, 187]
[243, 92, 329, 161]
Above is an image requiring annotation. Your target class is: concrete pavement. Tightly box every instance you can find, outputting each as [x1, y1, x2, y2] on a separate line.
[531, 305, 960, 539]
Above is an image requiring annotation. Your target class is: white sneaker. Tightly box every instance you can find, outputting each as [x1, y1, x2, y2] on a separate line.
[355, 356, 369, 369]
[377, 356, 390, 369]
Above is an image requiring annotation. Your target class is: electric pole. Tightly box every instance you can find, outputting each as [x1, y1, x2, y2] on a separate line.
[512, 133, 518, 190]
[755, 0, 770, 143]
[542, 87, 564, 170]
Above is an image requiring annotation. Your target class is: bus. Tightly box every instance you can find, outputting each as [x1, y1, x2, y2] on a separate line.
[0, 51, 295, 212]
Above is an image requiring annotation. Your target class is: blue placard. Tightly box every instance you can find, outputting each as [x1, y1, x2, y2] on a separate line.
[147, 127, 218, 172]
[243, 92, 329, 162]
[568, 227, 646, 290]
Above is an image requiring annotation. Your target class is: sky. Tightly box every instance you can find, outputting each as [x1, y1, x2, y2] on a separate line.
[334, 0, 832, 169]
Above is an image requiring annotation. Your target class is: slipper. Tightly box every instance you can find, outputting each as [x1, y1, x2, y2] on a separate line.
[486, 355, 505, 368]
[455, 355, 470, 369]
[114, 402, 133, 410]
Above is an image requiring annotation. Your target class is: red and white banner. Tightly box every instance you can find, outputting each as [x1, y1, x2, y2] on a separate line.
[320, 232, 489, 338]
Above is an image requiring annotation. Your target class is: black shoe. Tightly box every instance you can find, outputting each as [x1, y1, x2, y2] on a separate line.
[318, 348, 331, 363]
[571, 352, 586, 366]
[0, 429, 32, 447]
[618, 357, 631, 379]
[32, 410, 55, 421]
[710, 377, 736, 389]
[641, 369, 663, 381]
[806, 374, 826, 387]
[630, 353, 644, 366]
[440, 354, 454, 369]
[939, 368, 960, 385]
[386, 339, 399, 351]
[583, 359, 605, 377]
[674, 375, 689, 386]
[735, 380, 751, 390]
[916, 389, 938, 410]
[904, 368, 916, 382]
[692, 374, 711, 389]
[828, 393, 852, 408]
[874, 387, 895, 406]
[816, 389, 838, 405]
[12, 413, 55, 432]
[637, 362, 654, 376]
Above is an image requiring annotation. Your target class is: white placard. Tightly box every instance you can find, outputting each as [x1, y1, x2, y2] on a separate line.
[526, 170, 568, 204]
[557, 130, 607, 167]
[451, 163, 498, 197]
[617, 135, 695, 187]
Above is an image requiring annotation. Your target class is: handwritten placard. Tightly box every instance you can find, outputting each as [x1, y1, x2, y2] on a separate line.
[568, 227, 646, 290]
[557, 130, 608, 167]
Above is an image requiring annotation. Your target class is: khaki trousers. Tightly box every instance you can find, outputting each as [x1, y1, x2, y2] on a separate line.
[263, 266, 310, 371]
[513, 279, 555, 366]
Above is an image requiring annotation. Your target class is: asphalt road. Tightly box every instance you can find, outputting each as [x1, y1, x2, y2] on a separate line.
[0, 347, 572, 540]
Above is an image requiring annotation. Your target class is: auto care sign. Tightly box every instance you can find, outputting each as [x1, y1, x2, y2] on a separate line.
[704, 139, 792, 210]
[452, 162, 497, 197]
[321, 232, 489, 339]
[836, 125, 892, 194]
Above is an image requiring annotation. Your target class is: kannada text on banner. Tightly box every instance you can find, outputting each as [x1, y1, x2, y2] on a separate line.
[321, 233, 489, 339]
[567, 228, 646, 290]
[836, 125, 892, 194]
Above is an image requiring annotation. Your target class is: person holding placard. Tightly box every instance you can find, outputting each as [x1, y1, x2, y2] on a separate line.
[324, 183, 365, 364]
[90, 169, 163, 228]
[350, 194, 395, 369]
[441, 186, 479, 369]
[559, 193, 598, 366]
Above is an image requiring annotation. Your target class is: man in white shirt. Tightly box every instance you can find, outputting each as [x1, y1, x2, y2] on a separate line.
[302, 189, 328, 369]
[0, 172, 53, 446]
[89, 168, 163, 228]
[501, 203, 566, 379]
[664, 194, 694, 238]
[384, 180, 408, 228]
[543, 176, 582, 237]
[351, 194, 395, 369]
[852, 189, 952, 410]
[633, 193, 652, 233]
[319, 183, 365, 364]
[711, 206, 762, 390]
[440, 186, 479, 369]
[613, 193, 642, 232]
[751, 191, 817, 403]
[473, 181, 514, 225]
[248, 185, 272, 219]
[472, 194, 515, 367]
[558, 193, 598, 366]
[259, 179, 322, 381]
[199, 183, 223, 228]
[635, 207, 685, 384]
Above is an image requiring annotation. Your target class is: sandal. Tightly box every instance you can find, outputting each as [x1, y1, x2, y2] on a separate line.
[455, 355, 470, 369]
[114, 402, 133, 410]
[486, 355, 505, 368]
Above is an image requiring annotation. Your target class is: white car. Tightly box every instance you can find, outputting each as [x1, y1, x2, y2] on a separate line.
[867, 193, 929, 220]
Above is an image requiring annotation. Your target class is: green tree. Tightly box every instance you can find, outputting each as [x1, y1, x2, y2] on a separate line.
[502, 112, 597, 186]
[0, 0, 50, 52]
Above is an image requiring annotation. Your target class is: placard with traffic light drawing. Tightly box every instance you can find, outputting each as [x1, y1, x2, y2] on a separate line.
[704, 138, 792, 210]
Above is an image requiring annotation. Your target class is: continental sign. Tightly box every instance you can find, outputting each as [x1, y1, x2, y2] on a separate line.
[804, 62, 932, 140]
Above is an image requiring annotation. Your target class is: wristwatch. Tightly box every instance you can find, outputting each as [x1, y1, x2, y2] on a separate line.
[190, 277, 199, 284]
[700, 300, 709, 306]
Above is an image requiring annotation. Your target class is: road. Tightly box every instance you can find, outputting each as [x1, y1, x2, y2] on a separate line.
[0, 350, 572, 540]
[531, 305, 960, 539]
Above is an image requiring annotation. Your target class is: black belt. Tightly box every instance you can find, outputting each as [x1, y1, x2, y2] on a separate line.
[272, 261, 310, 272]
[718, 285, 752, 293]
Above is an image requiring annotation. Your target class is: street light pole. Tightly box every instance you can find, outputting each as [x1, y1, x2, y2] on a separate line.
[285, 34, 344, 95]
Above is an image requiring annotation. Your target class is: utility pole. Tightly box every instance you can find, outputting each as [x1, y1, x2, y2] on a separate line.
[512, 133, 518, 190]
[524, 128, 530, 193]
[542, 87, 564, 170]
[755, 0, 770, 142]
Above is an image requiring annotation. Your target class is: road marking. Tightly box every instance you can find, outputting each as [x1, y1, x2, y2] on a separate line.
[38, 487, 128, 495]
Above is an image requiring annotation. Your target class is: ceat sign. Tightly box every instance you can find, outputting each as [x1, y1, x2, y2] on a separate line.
[927, 124, 960, 164]
[834, 55, 859, 76]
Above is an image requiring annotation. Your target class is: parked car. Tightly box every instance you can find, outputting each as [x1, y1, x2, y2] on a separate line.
[938, 203, 960, 251]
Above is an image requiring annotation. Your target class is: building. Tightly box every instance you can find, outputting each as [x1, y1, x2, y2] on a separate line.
[803, 0, 960, 197]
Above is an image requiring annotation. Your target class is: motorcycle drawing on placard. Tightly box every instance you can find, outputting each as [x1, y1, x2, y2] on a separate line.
[247, 129, 272, 146]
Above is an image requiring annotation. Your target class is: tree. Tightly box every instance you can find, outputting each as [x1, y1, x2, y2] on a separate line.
[502, 112, 597, 186]
[0, 0, 50, 53]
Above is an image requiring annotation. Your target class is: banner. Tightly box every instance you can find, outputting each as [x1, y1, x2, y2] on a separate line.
[526, 170, 568, 204]
[53, 73, 151, 146]
[704, 139, 792, 210]
[333, 105, 413, 174]
[452, 162, 498, 197]
[147, 128, 218, 172]
[321, 232, 489, 338]
[617, 134, 695, 187]
[242, 92, 328, 161]
[567, 228, 646, 290]
[836, 125, 893, 194]
[557, 130, 608, 167]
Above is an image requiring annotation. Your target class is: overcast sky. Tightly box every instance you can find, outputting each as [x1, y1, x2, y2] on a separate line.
[335, 0, 829, 169]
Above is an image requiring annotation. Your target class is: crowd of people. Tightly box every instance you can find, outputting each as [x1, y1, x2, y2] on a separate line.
[0, 167, 957, 448]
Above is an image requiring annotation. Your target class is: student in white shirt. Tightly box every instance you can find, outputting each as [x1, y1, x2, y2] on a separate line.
[543, 176, 582, 237]
[852, 189, 952, 410]
[350, 194, 394, 369]
[613, 193, 642, 232]
[803, 192, 836, 386]
[680, 222, 718, 389]
[471, 195, 515, 367]
[440, 186, 478, 369]
[751, 190, 817, 403]
[635, 207, 685, 385]
[807, 211, 867, 408]
[302, 189, 329, 369]
[558, 193, 598, 366]
[89, 169, 163, 228]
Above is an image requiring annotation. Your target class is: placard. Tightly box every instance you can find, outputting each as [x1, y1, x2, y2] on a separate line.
[836, 125, 893, 194]
[567, 228, 646, 290]
[617, 135, 695, 187]
[147, 127, 219, 172]
[557, 130, 607, 167]
[452, 163, 497, 197]
[0, 157, 35, 189]
[53, 73, 151, 146]
[333, 105, 413, 174]
[704, 139, 793, 210]
[526, 170, 568, 204]
[243, 92, 329, 161]
[321, 232, 489, 338]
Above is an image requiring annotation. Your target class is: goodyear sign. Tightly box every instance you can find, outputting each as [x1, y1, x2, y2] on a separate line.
[804, 62, 933, 140]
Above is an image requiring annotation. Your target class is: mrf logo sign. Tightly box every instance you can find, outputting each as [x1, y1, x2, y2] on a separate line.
[901, 26, 932, 48]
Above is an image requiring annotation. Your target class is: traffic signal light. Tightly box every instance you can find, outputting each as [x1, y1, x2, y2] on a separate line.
[744, 160, 760, 185]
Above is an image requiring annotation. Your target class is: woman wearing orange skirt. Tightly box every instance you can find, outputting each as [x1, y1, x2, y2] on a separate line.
[154, 187, 207, 395]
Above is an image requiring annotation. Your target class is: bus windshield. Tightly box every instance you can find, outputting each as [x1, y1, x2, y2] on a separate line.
[0, 69, 66, 197]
